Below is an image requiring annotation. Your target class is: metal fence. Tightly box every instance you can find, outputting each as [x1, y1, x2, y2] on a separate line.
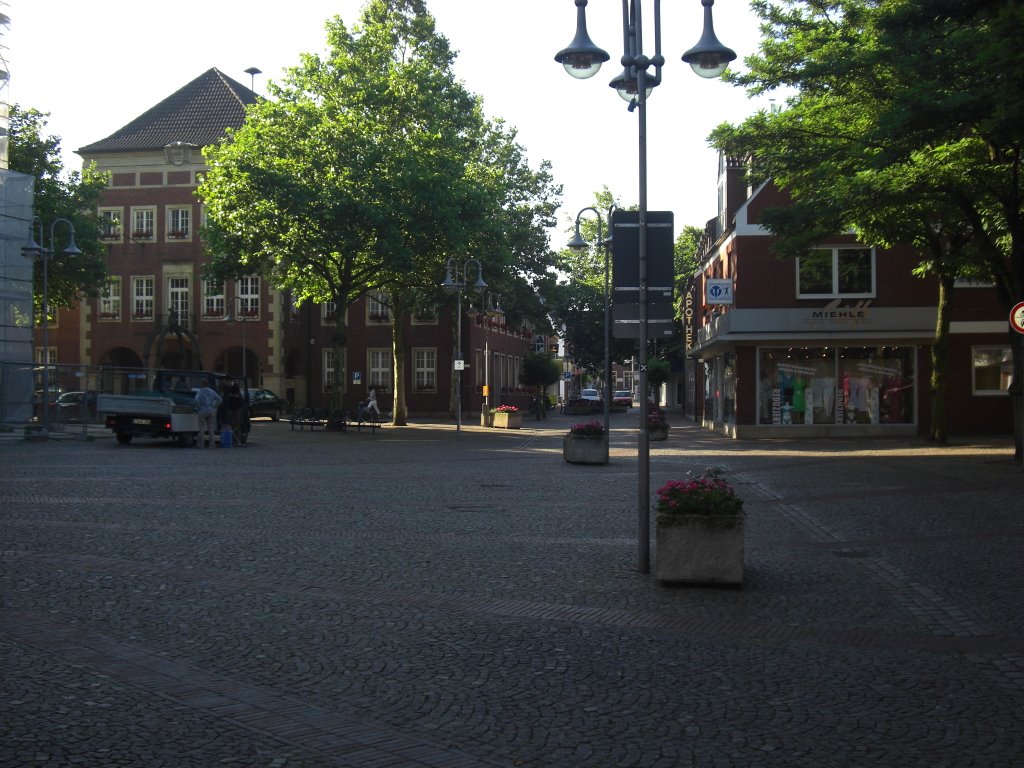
[0, 360, 169, 433]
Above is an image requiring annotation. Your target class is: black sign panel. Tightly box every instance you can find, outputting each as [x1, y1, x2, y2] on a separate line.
[611, 209, 675, 300]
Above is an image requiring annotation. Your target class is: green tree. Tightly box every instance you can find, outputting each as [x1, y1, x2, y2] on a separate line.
[546, 187, 635, 379]
[200, 0, 558, 425]
[519, 351, 561, 420]
[10, 105, 108, 315]
[710, 0, 1024, 449]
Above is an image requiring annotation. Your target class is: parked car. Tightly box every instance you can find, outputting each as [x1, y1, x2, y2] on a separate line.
[55, 390, 97, 421]
[612, 390, 634, 407]
[32, 386, 63, 418]
[248, 388, 286, 420]
[580, 388, 602, 402]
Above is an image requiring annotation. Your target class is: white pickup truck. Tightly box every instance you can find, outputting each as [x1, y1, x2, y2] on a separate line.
[98, 370, 248, 446]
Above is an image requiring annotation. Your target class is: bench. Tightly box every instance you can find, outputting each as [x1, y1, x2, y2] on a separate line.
[289, 407, 330, 431]
[351, 409, 385, 433]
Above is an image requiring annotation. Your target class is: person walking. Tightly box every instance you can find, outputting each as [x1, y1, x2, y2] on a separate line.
[194, 378, 222, 448]
[224, 381, 245, 446]
[365, 386, 380, 418]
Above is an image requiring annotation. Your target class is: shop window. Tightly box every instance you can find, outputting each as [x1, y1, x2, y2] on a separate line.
[972, 346, 1012, 395]
[758, 346, 915, 425]
[797, 247, 874, 298]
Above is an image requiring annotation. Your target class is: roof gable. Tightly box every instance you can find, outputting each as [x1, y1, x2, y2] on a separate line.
[78, 68, 259, 155]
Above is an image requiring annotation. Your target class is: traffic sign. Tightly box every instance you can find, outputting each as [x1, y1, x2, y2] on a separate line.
[1011, 302, 1024, 334]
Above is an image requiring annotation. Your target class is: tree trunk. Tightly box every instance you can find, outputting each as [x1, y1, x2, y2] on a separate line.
[330, 301, 350, 411]
[392, 321, 407, 426]
[929, 273, 954, 443]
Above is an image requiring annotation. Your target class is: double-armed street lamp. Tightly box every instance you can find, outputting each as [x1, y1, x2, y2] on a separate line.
[441, 257, 487, 437]
[568, 205, 615, 437]
[556, 0, 735, 573]
[22, 217, 83, 438]
[230, 296, 250, 388]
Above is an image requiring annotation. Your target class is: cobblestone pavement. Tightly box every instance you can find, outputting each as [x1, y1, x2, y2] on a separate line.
[2, 412, 1022, 767]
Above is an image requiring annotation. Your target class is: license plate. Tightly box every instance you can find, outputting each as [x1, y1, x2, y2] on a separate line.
[132, 418, 151, 425]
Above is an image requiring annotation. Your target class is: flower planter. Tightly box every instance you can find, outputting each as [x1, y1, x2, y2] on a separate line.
[492, 411, 521, 429]
[563, 434, 608, 465]
[648, 425, 669, 441]
[656, 512, 744, 585]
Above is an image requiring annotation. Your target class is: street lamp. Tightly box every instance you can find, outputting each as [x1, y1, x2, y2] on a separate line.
[556, 0, 735, 574]
[441, 257, 486, 437]
[21, 217, 82, 438]
[230, 296, 249, 387]
[568, 205, 615, 437]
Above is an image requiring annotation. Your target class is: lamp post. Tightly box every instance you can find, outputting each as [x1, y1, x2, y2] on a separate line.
[230, 296, 249, 387]
[21, 217, 83, 438]
[556, 0, 735, 573]
[441, 258, 486, 437]
[568, 205, 615, 437]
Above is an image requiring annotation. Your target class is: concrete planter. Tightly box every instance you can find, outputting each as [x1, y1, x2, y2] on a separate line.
[648, 425, 669, 441]
[492, 411, 522, 429]
[655, 513, 744, 585]
[563, 434, 608, 465]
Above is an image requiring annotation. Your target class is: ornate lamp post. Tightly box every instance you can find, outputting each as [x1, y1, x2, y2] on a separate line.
[556, 0, 735, 573]
[230, 296, 249, 387]
[22, 217, 83, 438]
[567, 205, 615, 437]
[441, 258, 486, 437]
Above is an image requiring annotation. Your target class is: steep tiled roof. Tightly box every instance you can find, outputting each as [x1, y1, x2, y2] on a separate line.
[78, 68, 259, 154]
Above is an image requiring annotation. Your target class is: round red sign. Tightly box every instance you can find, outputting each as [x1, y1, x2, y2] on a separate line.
[1012, 301, 1024, 334]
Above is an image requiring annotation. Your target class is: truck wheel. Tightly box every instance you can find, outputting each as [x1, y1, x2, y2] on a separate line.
[176, 433, 190, 447]
[116, 432, 132, 445]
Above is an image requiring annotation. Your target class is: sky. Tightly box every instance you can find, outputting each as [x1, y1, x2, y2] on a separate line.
[10, 0, 776, 246]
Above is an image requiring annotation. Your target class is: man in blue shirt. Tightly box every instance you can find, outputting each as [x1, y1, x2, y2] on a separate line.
[193, 378, 223, 448]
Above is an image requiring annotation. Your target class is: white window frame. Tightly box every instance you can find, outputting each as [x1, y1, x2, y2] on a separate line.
[414, 348, 437, 392]
[324, 348, 346, 393]
[168, 276, 191, 329]
[322, 300, 337, 324]
[130, 207, 155, 240]
[368, 348, 392, 390]
[368, 292, 391, 324]
[796, 246, 876, 299]
[236, 276, 260, 319]
[203, 279, 225, 319]
[971, 345, 1012, 396]
[98, 277, 121, 321]
[132, 277, 155, 320]
[166, 206, 192, 240]
[412, 305, 439, 324]
[98, 207, 122, 241]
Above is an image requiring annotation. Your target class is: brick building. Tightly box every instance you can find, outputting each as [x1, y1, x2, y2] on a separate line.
[58, 68, 532, 418]
[686, 155, 1012, 438]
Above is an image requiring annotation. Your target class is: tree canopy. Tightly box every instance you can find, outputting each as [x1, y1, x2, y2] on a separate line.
[199, 0, 559, 420]
[710, 0, 1024, 448]
[10, 105, 108, 314]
